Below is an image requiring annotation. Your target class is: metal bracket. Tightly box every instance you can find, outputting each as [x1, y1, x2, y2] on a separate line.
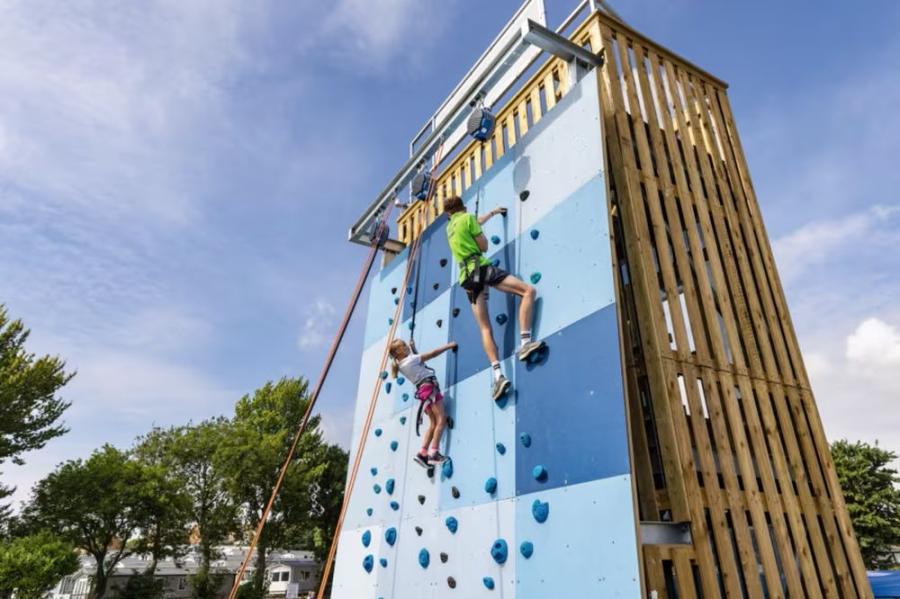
[522, 19, 603, 68]
[640, 521, 692, 546]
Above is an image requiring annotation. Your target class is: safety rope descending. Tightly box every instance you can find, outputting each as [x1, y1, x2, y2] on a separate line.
[225, 208, 392, 599]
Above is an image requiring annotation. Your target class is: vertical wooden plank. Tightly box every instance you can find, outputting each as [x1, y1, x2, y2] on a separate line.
[484, 136, 494, 170]
[505, 113, 517, 149]
[672, 549, 699, 599]
[517, 100, 529, 137]
[543, 70, 558, 110]
[644, 546, 668, 598]
[530, 86, 543, 124]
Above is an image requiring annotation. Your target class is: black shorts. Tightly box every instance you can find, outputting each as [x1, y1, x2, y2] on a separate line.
[461, 265, 509, 304]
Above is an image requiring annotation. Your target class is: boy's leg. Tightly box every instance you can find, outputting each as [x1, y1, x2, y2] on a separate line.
[494, 275, 543, 359]
[470, 291, 512, 399]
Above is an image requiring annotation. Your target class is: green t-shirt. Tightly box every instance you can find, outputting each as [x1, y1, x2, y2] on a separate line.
[447, 212, 490, 283]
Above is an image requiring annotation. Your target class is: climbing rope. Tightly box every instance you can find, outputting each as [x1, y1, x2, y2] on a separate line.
[225, 208, 392, 599]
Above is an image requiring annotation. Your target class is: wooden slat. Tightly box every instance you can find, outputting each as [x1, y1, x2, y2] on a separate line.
[672, 549, 699, 599]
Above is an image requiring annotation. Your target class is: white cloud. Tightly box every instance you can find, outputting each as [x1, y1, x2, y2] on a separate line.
[846, 317, 900, 367]
[298, 299, 338, 350]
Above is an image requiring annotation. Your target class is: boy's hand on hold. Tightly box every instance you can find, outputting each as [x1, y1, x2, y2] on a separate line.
[449, 342, 458, 352]
[496, 207, 508, 217]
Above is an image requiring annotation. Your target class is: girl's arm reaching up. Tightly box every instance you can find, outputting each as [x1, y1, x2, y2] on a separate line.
[419, 342, 458, 362]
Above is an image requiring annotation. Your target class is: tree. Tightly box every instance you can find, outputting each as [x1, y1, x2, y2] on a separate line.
[23, 445, 159, 598]
[217, 378, 347, 598]
[0, 305, 73, 520]
[832, 439, 900, 569]
[0, 531, 78, 599]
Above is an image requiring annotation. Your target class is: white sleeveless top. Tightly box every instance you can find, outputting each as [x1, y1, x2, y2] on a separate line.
[397, 354, 436, 386]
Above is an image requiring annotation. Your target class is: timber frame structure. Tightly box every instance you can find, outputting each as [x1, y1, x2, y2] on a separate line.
[389, 9, 871, 599]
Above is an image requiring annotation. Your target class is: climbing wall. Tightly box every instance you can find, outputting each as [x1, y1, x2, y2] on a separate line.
[332, 70, 641, 598]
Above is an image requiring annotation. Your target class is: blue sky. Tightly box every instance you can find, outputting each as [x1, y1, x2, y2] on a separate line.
[2, 0, 899, 508]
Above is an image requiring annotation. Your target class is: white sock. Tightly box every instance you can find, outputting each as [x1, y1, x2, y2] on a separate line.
[520, 330, 532, 348]
[491, 362, 502, 382]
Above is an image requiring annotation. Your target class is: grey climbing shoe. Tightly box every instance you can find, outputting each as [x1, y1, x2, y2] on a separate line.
[413, 453, 430, 469]
[517, 340, 545, 361]
[492, 375, 511, 401]
[427, 451, 448, 465]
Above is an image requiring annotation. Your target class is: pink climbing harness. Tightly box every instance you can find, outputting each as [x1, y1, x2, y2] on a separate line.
[415, 378, 443, 436]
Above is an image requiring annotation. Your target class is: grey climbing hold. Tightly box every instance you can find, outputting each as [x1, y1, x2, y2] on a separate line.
[532, 465, 548, 482]
[375, 428, 382, 437]
[390, 500, 399, 511]
[483, 577, 495, 590]
[373, 484, 382, 494]
[452, 308, 460, 317]
[400, 416, 407, 425]
[370, 467, 378, 476]
[380, 557, 388, 568]
[445, 516, 458, 534]
[385, 527, 397, 546]
[362, 530, 371, 547]
[366, 508, 374, 517]
[380, 371, 388, 380]
[415, 526, 423, 536]
[520, 432, 531, 448]
[441, 458, 453, 479]
[417, 495, 425, 505]
[490, 235, 501, 245]
[447, 576, 456, 588]
[397, 376, 405, 386]
[386, 478, 395, 495]
[530, 228, 540, 240]
[436, 319, 443, 328]
[440, 258, 448, 267]
[484, 477, 498, 494]
[433, 283, 439, 290]
[385, 382, 392, 393]
[495, 313, 508, 325]
[363, 554, 374, 573]
[532, 499, 549, 523]
[451, 486, 460, 499]
[418, 548, 430, 569]
[447, 416, 454, 430]
[530, 272, 542, 284]
[520, 541, 534, 558]
[490, 539, 508, 564]
[496, 442, 506, 455]
[440, 552, 448, 564]
[402, 393, 410, 402]
[391, 287, 397, 295]
[394, 297, 400, 305]
[390, 440, 398, 452]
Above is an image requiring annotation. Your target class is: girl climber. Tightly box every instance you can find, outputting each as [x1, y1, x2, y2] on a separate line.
[389, 338, 456, 468]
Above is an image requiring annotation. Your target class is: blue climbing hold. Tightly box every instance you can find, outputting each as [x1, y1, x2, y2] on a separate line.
[495, 313, 508, 325]
[397, 376, 405, 386]
[520, 541, 534, 558]
[366, 507, 373, 517]
[441, 458, 453, 479]
[490, 539, 509, 565]
[407, 286, 413, 294]
[385, 527, 397, 546]
[362, 530, 371, 547]
[370, 467, 378, 476]
[532, 499, 550, 523]
[491, 258, 500, 267]
[380, 371, 388, 380]
[390, 500, 399, 511]
[373, 484, 382, 494]
[445, 516, 458, 534]
[483, 577, 495, 590]
[532, 464, 548, 482]
[394, 297, 400, 305]
[375, 428, 383, 437]
[496, 442, 506, 455]
[402, 393, 410, 402]
[520, 432, 532, 448]
[408, 322, 415, 331]
[400, 416, 407, 424]
[530, 228, 540, 240]
[484, 477, 498, 494]
[363, 554, 374, 573]
[390, 440, 399, 452]
[490, 235, 501, 245]
[388, 317, 394, 325]
[530, 271, 542, 284]
[385, 382, 392, 394]
[379, 557, 388, 568]
[386, 478, 395, 495]
[418, 548, 430, 569]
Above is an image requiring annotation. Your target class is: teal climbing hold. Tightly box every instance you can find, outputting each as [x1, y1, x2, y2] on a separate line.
[520, 541, 534, 558]
[366, 507, 373, 517]
[520, 432, 532, 448]
[375, 428, 382, 437]
[490, 539, 508, 564]
[445, 516, 458, 534]
[386, 478, 395, 495]
[530, 271, 542, 284]
[532, 499, 549, 523]
[390, 500, 399, 511]
[490, 235, 501, 245]
[400, 416, 407, 425]
[402, 393, 410, 402]
[530, 228, 540, 240]
[491, 258, 500, 267]
[532, 465, 548, 481]
[483, 577, 495, 590]
[385, 527, 397, 546]
[418, 548, 430, 569]
[495, 313, 508, 325]
[390, 440, 398, 452]
[380, 371, 388, 380]
[385, 382, 392, 393]
[362, 530, 371, 547]
[373, 484, 382, 494]
[363, 554, 374, 573]
[496, 442, 506, 455]
[397, 376, 405, 386]
[441, 458, 453, 479]
[408, 322, 415, 331]
[370, 467, 378, 476]
[484, 477, 498, 494]
[407, 286, 413, 294]
[379, 557, 388, 568]
[394, 297, 400, 305]
[388, 318, 394, 325]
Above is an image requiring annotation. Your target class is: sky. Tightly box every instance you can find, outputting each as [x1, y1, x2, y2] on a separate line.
[1, 0, 899, 509]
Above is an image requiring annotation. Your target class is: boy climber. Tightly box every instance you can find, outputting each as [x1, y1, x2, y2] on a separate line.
[443, 195, 544, 400]
[389, 338, 456, 467]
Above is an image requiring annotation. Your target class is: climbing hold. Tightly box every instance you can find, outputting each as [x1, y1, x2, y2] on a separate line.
[361, 530, 371, 547]
[433, 283, 440, 291]
[532, 499, 550, 523]
[491, 258, 500, 267]
[390, 501, 399, 511]
[388, 318, 394, 325]
[440, 552, 449, 564]
[490, 539, 509, 565]
[394, 297, 400, 305]
[397, 376, 405, 386]
[447, 416, 454, 430]
[400, 416, 407, 425]
[495, 313, 508, 325]
[484, 477, 498, 495]
[386, 478, 395, 495]
[402, 393, 410, 402]
[391, 287, 397, 295]
[520, 541, 534, 559]
[496, 442, 506, 455]
[452, 308, 460, 317]
[373, 484, 382, 494]
[415, 526, 423, 536]
[441, 459, 453, 479]
[532, 465, 548, 482]
[530, 272, 542, 284]
[490, 235, 501, 245]
[451, 486, 460, 499]
[418, 548, 430, 569]
[385, 527, 397, 546]
[408, 322, 415, 331]
[530, 228, 540, 240]
[520, 432, 532, 448]
[483, 577, 496, 590]
[436, 319, 443, 328]
[366, 507, 374, 517]
[407, 286, 413, 294]
[375, 428, 382, 437]
[447, 576, 456, 589]
[417, 494, 425, 505]
[363, 554, 374, 573]
[370, 467, 378, 476]
[445, 516, 458, 534]
[519, 190, 530, 201]
[380, 371, 388, 380]
[379, 557, 388, 568]
[495, 395, 508, 409]
[440, 258, 448, 267]
[385, 382, 392, 394]
[390, 440, 399, 452]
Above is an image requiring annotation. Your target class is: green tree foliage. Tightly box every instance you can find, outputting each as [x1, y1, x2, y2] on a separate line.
[832, 439, 900, 569]
[0, 305, 73, 520]
[0, 531, 78, 599]
[217, 378, 347, 597]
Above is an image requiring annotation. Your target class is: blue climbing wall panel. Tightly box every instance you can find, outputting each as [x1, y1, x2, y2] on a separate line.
[334, 70, 641, 598]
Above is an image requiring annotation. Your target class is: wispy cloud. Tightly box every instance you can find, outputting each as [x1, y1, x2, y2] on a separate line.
[846, 318, 900, 367]
[298, 299, 338, 350]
